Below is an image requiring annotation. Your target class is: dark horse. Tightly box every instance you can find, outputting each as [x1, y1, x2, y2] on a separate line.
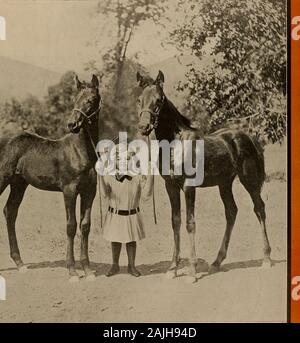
[136, 70, 272, 283]
[0, 74, 101, 281]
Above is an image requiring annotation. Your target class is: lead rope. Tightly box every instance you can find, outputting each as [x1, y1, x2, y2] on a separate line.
[147, 135, 157, 225]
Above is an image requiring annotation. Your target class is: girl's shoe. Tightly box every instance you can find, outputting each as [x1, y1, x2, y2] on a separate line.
[127, 265, 141, 277]
[106, 264, 120, 277]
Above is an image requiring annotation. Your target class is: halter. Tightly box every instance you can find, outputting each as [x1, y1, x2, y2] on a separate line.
[72, 98, 103, 125]
[138, 95, 165, 131]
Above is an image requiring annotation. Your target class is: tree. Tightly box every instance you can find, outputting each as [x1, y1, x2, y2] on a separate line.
[0, 71, 78, 138]
[44, 71, 78, 137]
[170, 0, 286, 143]
[95, 0, 167, 98]
[98, 58, 149, 140]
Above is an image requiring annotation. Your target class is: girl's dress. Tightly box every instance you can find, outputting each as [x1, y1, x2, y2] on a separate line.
[101, 175, 146, 243]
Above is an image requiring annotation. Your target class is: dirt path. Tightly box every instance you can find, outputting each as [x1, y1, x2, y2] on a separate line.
[0, 178, 287, 322]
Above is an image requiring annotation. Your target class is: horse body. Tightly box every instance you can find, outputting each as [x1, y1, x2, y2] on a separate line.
[137, 71, 271, 282]
[0, 74, 100, 281]
[0, 130, 96, 191]
[156, 99, 265, 190]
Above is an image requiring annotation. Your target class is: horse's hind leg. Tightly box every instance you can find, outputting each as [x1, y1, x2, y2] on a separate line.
[240, 180, 272, 267]
[79, 185, 96, 280]
[211, 179, 237, 272]
[3, 178, 28, 272]
[184, 186, 197, 283]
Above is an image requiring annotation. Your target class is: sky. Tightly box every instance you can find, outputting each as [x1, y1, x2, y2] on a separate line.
[0, 0, 180, 74]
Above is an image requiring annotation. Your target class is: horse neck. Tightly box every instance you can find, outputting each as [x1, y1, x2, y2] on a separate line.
[154, 99, 185, 142]
[78, 120, 99, 163]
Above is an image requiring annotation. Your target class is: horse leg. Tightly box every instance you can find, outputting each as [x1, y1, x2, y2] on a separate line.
[3, 178, 28, 272]
[79, 186, 96, 280]
[210, 180, 237, 272]
[165, 180, 181, 279]
[63, 185, 79, 282]
[245, 186, 272, 267]
[184, 186, 197, 283]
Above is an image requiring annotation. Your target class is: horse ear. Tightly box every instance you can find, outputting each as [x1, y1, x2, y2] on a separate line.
[74, 74, 83, 90]
[91, 74, 99, 88]
[155, 70, 165, 88]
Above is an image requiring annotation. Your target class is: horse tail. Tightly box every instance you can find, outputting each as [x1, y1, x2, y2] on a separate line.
[232, 132, 265, 192]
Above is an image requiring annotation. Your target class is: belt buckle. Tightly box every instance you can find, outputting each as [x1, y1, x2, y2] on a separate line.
[115, 208, 119, 214]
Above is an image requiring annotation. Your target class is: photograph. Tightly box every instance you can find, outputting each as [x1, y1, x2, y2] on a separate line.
[0, 0, 289, 324]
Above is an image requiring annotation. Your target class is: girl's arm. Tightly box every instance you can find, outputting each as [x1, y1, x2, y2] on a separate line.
[99, 175, 111, 198]
[95, 160, 111, 198]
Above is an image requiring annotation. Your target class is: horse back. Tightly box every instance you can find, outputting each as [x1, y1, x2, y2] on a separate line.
[0, 130, 95, 191]
[202, 128, 264, 187]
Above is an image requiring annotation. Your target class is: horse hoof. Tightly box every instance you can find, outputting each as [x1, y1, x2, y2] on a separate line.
[86, 273, 96, 282]
[262, 259, 272, 269]
[185, 276, 197, 284]
[208, 264, 220, 274]
[69, 275, 80, 283]
[18, 265, 28, 274]
[165, 270, 177, 279]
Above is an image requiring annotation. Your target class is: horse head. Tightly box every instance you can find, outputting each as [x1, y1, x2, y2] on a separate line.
[68, 74, 101, 134]
[136, 70, 165, 136]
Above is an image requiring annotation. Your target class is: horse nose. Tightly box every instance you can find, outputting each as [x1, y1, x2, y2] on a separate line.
[67, 121, 75, 131]
[67, 122, 73, 130]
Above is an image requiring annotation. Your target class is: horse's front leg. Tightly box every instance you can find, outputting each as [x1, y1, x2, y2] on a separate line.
[165, 180, 181, 279]
[79, 184, 96, 281]
[63, 184, 79, 282]
[184, 186, 197, 283]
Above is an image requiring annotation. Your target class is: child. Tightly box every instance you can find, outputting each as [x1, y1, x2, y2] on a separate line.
[96, 143, 153, 277]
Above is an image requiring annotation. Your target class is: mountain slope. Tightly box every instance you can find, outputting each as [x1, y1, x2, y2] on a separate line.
[0, 56, 61, 101]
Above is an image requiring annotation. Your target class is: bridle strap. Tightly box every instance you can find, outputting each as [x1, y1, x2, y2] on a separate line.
[72, 99, 103, 123]
[138, 95, 165, 130]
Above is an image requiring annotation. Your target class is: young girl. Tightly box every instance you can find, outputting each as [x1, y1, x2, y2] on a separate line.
[96, 143, 153, 277]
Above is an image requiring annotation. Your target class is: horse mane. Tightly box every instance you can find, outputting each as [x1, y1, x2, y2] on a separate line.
[165, 98, 197, 131]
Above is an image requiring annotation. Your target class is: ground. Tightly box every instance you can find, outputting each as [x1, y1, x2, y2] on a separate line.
[0, 143, 287, 322]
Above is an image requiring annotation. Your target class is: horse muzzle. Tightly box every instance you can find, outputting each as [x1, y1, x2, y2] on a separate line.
[138, 123, 154, 136]
[68, 122, 81, 134]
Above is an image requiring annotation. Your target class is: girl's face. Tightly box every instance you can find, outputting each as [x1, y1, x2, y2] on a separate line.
[115, 150, 130, 172]
[112, 145, 136, 175]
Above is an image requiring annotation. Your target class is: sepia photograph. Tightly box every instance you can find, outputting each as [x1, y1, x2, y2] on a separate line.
[0, 0, 287, 323]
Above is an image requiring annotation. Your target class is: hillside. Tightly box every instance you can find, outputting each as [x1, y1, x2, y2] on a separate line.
[0, 56, 61, 101]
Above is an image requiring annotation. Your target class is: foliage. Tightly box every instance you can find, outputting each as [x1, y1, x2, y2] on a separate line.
[84, 0, 165, 138]
[97, 58, 149, 140]
[96, 0, 167, 73]
[0, 71, 77, 138]
[170, 0, 287, 143]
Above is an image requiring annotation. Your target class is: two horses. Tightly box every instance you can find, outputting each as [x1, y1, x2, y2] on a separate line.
[0, 71, 271, 283]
